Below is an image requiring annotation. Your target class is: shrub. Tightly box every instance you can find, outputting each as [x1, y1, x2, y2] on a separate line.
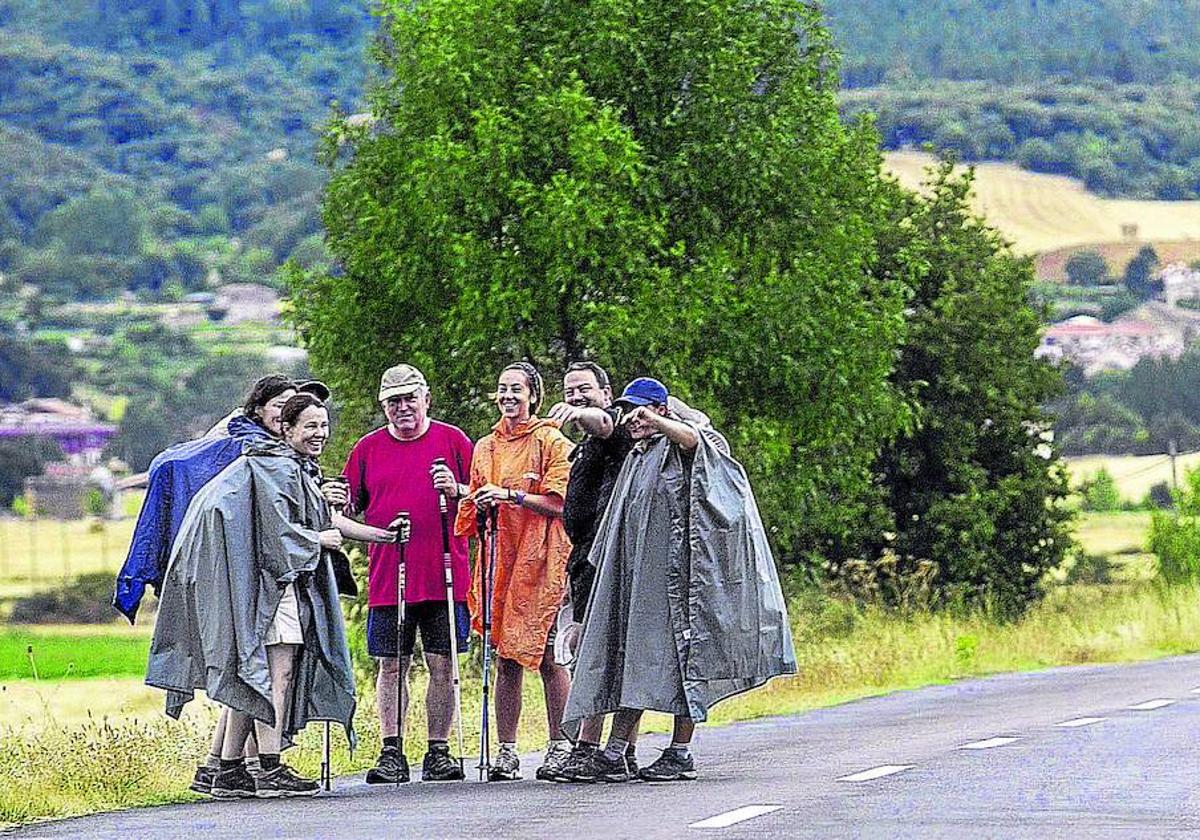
[8, 572, 121, 624]
[1148, 468, 1200, 584]
[1080, 467, 1121, 511]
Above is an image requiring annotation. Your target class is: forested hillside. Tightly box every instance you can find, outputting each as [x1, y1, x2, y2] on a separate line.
[6, 0, 1200, 311]
[0, 0, 371, 303]
[826, 0, 1200, 198]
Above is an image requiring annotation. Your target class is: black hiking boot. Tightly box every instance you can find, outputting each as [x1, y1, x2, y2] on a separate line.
[210, 763, 256, 799]
[421, 744, 465, 781]
[365, 746, 410, 784]
[254, 763, 320, 798]
[560, 749, 633, 783]
[190, 764, 216, 795]
[548, 742, 598, 782]
[637, 748, 696, 782]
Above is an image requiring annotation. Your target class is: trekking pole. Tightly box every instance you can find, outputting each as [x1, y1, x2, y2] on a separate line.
[435, 460, 466, 776]
[480, 499, 499, 782]
[475, 505, 491, 781]
[395, 511, 410, 788]
[320, 474, 350, 792]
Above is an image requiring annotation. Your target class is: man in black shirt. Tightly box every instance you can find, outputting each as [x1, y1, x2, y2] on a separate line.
[545, 361, 637, 781]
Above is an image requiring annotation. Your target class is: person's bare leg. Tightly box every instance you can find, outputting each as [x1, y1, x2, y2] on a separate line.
[538, 653, 571, 742]
[375, 656, 401, 739]
[253, 643, 297, 757]
[220, 711, 253, 760]
[424, 652, 453, 741]
[495, 656, 524, 743]
[607, 708, 642, 745]
[671, 716, 695, 746]
[579, 714, 605, 744]
[207, 707, 229, 765]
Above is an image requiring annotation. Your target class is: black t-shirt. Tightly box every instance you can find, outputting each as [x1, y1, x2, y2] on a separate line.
[562, 406, 633, 560]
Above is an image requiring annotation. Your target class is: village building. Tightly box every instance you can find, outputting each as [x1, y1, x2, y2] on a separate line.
[0, 399, 120, 518]
[1037, 315, 1184, 376]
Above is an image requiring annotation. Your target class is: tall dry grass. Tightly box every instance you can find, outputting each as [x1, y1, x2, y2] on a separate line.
[3, 579, 1198, 827]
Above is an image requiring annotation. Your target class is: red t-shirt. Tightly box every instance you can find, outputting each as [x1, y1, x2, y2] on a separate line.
[342, 421, 473, 607]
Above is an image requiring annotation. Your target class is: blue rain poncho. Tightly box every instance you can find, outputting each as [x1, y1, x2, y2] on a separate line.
[113, 414, 269, 622]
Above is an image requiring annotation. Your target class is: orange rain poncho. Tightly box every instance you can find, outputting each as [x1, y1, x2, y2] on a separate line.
[455, 417, 573, 670]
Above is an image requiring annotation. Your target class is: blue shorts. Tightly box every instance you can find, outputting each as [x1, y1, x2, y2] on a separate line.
[367, 601, 470, 658]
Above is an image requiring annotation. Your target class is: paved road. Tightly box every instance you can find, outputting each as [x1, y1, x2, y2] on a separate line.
[10, 655, 1200, 839]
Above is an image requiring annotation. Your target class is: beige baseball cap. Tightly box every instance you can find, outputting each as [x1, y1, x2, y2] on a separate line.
[378, 363, 428, 401]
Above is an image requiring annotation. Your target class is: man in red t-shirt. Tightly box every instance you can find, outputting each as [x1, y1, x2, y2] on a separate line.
[341, 363, 473, 784]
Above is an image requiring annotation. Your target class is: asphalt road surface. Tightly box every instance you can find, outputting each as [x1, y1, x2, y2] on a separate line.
[10, 655, 1200, 839]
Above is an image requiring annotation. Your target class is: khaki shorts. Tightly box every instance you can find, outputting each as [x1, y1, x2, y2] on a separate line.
[265, 584, 304, 646]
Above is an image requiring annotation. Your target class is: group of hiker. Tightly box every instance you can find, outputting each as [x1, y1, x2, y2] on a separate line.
[115, 358, 797, 799]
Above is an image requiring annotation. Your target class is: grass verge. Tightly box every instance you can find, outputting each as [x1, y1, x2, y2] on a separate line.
[2, 578, 1198, 828]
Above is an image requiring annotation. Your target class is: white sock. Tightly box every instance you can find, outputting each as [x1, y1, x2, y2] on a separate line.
[669, 741, 692, 756]
[500, 741, 517, 754]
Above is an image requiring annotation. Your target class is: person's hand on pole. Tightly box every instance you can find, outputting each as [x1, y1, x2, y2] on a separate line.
[385, 514, 412, 544]
[319, 529, 344, 551]
[472, 483, 515, 509]
[430, 461, 463, 498]
[319, 477, 349, 509]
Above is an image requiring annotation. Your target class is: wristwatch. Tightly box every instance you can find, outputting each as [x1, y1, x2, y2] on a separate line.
[515, 490, 527, 507]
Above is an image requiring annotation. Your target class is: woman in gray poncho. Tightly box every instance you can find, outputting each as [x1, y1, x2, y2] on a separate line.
[148, 393, 377, 798]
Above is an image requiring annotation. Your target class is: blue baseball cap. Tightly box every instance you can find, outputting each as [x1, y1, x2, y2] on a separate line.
[616, 377, 669, 407]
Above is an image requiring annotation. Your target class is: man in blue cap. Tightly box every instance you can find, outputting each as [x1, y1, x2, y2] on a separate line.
[561, 377, 796, 783]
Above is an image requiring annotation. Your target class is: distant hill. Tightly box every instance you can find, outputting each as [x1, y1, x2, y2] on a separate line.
[7, 0, 1200, 310]
[826, 1, 1200, 201]
[0, 0, 372, 304]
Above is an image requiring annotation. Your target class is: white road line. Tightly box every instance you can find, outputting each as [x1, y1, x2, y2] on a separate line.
[689, 805, 783, 829]
[837, 765, 914, 782]
[959, 737, 1019, 750]
[1056, 717, 1107, 728]
[1128, 699, 1175, 711]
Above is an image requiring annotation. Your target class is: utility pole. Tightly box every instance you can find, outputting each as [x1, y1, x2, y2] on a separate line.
[1169, 439, 1179, 491]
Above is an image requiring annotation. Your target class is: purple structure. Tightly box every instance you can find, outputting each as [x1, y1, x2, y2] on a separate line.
[0, 399, 116, 463]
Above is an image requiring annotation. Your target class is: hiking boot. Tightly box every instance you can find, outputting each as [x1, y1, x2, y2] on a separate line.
[535, 741, 574, 781]
[637, 748, 696, 782]
[548, 742, 598, 782]
[421, 744, 465, 782]
[210, 763, 256, 799]
[254, 764, 320, 798]
[365, 746, 410, 784]
[560, 748, 633, 783]
[488, 746, 521, 781]
[190, 764, 216, 795]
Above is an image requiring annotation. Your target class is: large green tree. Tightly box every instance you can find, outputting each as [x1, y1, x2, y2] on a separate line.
[863, 166, 1073, 616]
[292, 0, 910, 563]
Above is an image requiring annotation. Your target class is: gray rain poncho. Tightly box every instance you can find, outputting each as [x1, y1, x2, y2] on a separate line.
[563, 411, 797, 729]
[146, 439, 356, 745]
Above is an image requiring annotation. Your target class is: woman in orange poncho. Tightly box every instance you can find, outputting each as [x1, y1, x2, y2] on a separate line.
[455, 361, 574, 782]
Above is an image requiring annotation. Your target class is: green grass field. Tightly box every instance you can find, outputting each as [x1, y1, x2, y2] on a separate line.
[0, 629, 150, 680]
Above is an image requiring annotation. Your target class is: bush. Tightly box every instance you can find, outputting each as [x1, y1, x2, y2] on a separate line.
[1065, 250, 1110, 286]
[1146, 481, 1174, 510]
[1148, 469, 1200, 584]
[1081, 467, 1122, 511]
[8, 572, 121, 624]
